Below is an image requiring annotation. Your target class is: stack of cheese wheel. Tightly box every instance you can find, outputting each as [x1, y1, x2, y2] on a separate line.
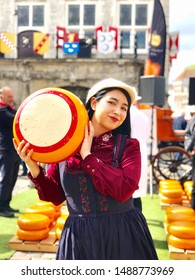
[35, 200, 63, 222]
[55, 207, 69, 240]
[17, 213, 51, 241]
[25, 204, 56, 228]
[164, 206, 195, 226]
[183, 181, 193, 201]
[159, 179, 183, 205]
[165, 206, 195, 250]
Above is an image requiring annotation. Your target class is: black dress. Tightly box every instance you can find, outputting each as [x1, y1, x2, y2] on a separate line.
[56, 163, 158, 260]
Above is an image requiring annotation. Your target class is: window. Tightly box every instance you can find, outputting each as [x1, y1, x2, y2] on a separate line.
[68, 5, 80, 25]
[120, 5, 132, 26]
[121, 31, 131, 49]
[137, 31, 146, 49]
[18, 6, 29, 26]
[33, 5, 44, 26]
[67, 3, 96, 39]
[17, 4, 44, 27]
[135, 5, 147, 26]
[119, 2, 149, 51]
[84, 5, 95, 26]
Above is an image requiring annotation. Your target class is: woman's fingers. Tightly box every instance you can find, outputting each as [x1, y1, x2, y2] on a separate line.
[13, 139, 33, 160]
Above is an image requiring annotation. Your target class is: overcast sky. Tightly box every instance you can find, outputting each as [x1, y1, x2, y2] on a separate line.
[169, 0, 195, 82]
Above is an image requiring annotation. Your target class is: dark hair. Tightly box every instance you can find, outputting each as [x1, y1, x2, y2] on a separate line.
[85, 87, 131, 137]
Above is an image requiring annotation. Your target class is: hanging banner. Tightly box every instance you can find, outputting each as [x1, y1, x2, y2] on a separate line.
[96, 26, 118, 55]
[34, 32, 50, 55]
[169, 31, 179, 65]
[63, 32, 80, 55]
[0, 33, 16, 54]
[56, 26, 66, 48]
[144, 0, 166, 76]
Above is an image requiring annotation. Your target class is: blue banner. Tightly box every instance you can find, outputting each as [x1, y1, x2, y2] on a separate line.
[144, 0, 167, 76]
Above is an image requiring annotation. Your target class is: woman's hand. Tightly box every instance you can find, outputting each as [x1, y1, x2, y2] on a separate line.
[13, 139, 40, 178]
[79, 121, 94, 159]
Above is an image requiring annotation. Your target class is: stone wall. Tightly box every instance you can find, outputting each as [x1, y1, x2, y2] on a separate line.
[0, 58, 144, 107]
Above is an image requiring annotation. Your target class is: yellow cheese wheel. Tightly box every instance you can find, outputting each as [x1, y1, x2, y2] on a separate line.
[166, 213, 195, 224]
[159, 180, 181, 188]
[17, 227, 50, 241]
[168, 234, 195, 250]
[160, 189, 183, 198]
[160, 195, 182, 204]
[56, 227, 62, 240]
[166, 206, 195, 216]
[13, 87, 88, 163]
[159, 185, 182, 191]
[36, 200, 63, 211]
[184, 181, 193, 189]
[25, 205, 55, 219]
[167, 221, 195, 239]
[56, 214, 69, 230]
[17, 213, 50, 230]
[53, 210, 61, 220]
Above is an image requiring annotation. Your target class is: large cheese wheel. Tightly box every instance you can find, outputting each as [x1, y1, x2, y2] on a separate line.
[25, 205, 55, 219]
[159, 185, 182, 191]
[159, 180, 180, 188]
[160, 188, 183, 198]
[36, 200, 62, 211]
[167, 221, 195, 239]
[166, 213, 195, 224]
[160, 195, 182, 204]
[17, 227, 50, 241]
[168, 234, 195, 250]
[13, 87, 88, 163]
[166, 206, 195, 216]
[184, 181, 193, 189]
[17, 213, 50, 230]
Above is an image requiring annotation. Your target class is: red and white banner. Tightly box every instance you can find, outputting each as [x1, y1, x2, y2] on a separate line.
[56, 26, 67, 48]
[169, 32, 179, 65]
[95, 26, 118, 54]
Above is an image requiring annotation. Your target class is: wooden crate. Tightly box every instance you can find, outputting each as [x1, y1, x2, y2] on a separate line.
[9, 226, 59, 253]
[168, 245, 195, 260]
[160, 194, 191, 210]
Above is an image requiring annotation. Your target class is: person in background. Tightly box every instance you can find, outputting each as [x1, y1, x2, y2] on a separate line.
[19, 160, 28, 176]
[184, 112, 195, 209]
[130, 94, 150, 211]
[172, 111, 187, 161]
[0, 86, 21, 217]
[14, 78, 158, 260]
[172, 111, 187, 132]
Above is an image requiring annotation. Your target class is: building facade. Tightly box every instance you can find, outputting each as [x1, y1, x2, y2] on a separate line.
[0, 0, 169, 107]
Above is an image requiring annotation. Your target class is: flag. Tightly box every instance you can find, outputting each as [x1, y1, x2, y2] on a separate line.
[144, 0, 166, 76]
[56, 26, 66, 48]
[33, 32, 50, 55]
[169, 32, 179, 65]
[63, 32, 80, 55]
[0, 33, 16, 54]
[96, 26, 118, 55]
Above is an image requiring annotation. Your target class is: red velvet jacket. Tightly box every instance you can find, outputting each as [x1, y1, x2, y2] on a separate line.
[29, 133, 141, 205]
